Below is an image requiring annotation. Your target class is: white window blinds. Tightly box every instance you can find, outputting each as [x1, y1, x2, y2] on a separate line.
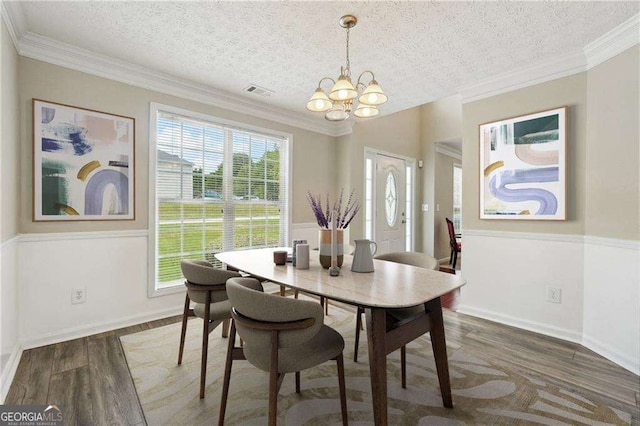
[154, 110, 289, 289]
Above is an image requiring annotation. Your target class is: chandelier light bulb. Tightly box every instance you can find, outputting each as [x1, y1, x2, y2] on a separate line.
[329, 75, 358, 101]
[354, 103, 379, 118]
[306, 88, 333, 112]
[359, 80, 388, 106]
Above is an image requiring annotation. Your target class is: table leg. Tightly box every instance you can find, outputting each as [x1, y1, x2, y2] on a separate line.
[427, 297, 453, 408]
[366, 307, 388, 425]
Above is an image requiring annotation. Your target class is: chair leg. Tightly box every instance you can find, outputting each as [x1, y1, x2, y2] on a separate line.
[295, 371, 301, 393]
[268, 330, 279, 426]
[401, 345, 407, 389]
[354, 307, 362, 362]
[218, 320, 237, 426]
[222, 319, 229, 338]
[294, 289, 299, 299]
[336, 353, 349, 425]
[200, 291, 211, 399]
[325, 299, 329, 315]
[449, 249, 453, 265]
[178, 293, 190, 365]
[452, 251, 458, 269]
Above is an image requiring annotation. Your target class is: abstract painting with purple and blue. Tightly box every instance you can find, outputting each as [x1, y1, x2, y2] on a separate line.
[480, 107, 566, 220]
[33, 99, 135, 221]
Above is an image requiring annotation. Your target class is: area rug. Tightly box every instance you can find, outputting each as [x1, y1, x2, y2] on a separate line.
[121, 302, 632, 425]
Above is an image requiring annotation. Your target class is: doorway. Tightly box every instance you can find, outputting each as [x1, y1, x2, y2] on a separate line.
[364, 150, 415, 255]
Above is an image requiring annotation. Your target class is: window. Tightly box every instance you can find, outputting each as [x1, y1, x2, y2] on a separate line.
[405, 164, 413, 251]
[384, 171, 398, 227]
[453, 164, 462, 231]
[364, 156, 374, 240]
[150, 104, 290, 294]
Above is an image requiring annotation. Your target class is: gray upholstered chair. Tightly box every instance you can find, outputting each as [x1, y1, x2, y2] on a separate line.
[353, 252, 439, 388]
[179, 259, 240, 399]
[219, 277, 348, 426]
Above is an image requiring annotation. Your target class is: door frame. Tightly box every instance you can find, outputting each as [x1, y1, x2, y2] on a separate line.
[363, 147, 416, 251]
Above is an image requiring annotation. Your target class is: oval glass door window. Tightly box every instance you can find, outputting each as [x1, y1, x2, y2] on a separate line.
[385, 171, 398, 227]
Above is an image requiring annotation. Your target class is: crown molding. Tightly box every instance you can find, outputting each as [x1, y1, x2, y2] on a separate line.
[3, 0, 352, 140]
[584, 13, 639, 69]
[460, 13, 639, 104]
[459, 50, 587, 104]
[0, 0, 26, 51]
[434, 143, 462, 160]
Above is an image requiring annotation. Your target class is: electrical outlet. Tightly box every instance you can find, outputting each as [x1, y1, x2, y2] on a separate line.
[422, 204, 429, 212]
[436, 204, 440, 212]
[546, 286, 561, 304]
[71, 288, 86, 304]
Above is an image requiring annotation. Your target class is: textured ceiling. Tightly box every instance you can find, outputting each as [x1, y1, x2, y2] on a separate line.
[18, 1, 639, 118]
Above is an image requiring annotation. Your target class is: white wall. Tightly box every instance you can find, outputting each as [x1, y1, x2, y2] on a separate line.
[459, 231, 584, 342]
[0, 237, 19, 402]
[18, 232, 183, 348]
[582, 239, 640, 374]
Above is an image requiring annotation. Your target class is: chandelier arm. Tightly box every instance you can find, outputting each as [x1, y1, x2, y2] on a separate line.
[356, 70, 376, 88]
[317, 77, 336, 90]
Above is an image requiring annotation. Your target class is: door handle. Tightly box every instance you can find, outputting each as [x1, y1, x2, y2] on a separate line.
[401, 219, 406, 224]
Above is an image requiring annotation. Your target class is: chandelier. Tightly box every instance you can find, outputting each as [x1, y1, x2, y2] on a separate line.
[306, 15, 388, 121]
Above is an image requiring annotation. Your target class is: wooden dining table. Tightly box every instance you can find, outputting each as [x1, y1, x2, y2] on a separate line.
[216, 248, 466, 425]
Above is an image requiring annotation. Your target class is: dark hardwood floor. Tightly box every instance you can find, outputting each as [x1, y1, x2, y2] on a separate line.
[6, 304, 640, 425]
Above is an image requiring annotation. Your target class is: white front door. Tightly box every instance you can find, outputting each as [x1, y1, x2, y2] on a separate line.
[375, 154, 406, 255]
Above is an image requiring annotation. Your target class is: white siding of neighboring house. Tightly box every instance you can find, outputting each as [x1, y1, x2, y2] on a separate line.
[157, 160, 194, 200]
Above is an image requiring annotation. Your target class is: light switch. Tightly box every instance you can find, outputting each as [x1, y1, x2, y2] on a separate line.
[436, 204, 440, 212]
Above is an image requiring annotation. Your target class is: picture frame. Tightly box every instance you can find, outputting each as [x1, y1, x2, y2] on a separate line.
[33, 99, 135, 221]
[479, 106, 566, 220]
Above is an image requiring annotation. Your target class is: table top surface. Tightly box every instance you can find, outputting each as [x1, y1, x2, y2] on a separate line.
[216, 248, 466, 309]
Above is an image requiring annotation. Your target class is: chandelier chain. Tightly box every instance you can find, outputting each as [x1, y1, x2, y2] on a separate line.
[345, 26, 350, 73]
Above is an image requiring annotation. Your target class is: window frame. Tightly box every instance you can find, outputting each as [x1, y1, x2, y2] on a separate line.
[148, 103, 293, 297]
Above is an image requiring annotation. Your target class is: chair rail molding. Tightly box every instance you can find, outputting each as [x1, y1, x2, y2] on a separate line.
[461, 228, 584, 244]
[19, 229, 149, 243]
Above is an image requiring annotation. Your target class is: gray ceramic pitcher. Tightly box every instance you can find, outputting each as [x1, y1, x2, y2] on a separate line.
[351, 239, 378, 273]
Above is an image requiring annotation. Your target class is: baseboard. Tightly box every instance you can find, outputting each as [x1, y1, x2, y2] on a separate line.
[456, 304, 582, 344]
[582, 334, 640, 376]
[20, 306, 183, 349]
[0, 345, 23, 403]
[437, 257, 450, 264]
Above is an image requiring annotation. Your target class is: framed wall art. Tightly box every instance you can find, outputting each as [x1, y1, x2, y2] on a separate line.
[33, 99, 135, 221]
[479, 106, 566, 220]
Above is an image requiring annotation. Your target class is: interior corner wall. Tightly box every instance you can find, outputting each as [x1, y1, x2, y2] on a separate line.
[459, 73, 587, 342]
[582, 46, 640, 374]
[0, 18, 20, 400]
[337, 108, 422, 249]
[420, 95, 462, 256]
[16, 57, 337, 346]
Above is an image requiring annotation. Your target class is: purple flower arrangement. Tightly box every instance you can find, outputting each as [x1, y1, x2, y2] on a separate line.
[306, 188, 360, 229]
